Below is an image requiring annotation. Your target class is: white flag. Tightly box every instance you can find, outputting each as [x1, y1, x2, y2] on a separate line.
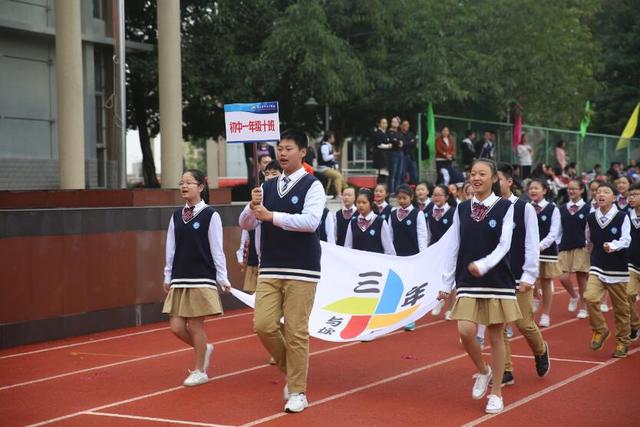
[230, 228, 455, 342]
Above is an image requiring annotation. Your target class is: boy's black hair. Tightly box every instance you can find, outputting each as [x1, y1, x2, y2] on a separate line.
[183, 169, 209, 204]
[629, 182, 640, 192]
[497, 162, 513, 179]
[279, 129, 308, 149]
[597, 182, 618, 196]
[264, 160, 283, 173]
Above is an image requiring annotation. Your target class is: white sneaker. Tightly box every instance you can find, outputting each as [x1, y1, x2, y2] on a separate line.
[577, 309, 588, 319]
[539, 314, 550, 328]
[183, 370, 208, 387]
[283, 384, 290, 401]
[431, 300, 445, 316]
[485, 394, 504, 414]
[472, 365, 492, 400]
[203, 343, 214, 373]
[568, 297, 578, 312]
[600, 303, 609, 313]
[284, 393, 308, 413]
[532, 298, 541, 313]
[444, 310, 452, 321]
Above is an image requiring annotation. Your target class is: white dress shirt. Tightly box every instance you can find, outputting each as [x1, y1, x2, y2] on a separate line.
[509, 194, 539, 285]
[586, 205, 631, 284]
[442, 194, 514, 291]
[164, 200, 230, 287]
[390, 204, 428, 252]
[425, 202, 451, 247]
[323, 209, 336, 244]
[566, 198, 586, 213]
[534, 199, 563, 251]
[344, 211, 396, 255]
[236, 229, 250, 264]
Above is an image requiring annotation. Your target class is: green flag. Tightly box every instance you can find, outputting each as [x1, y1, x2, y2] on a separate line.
[578, 100, 592, 143]
[427, 102, 435, 159]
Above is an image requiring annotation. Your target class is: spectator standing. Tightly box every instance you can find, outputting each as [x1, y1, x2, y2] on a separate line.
[373, 118, 391, 184]
[461, 130, 477, 172]
[476, 131, 495, 160]
[436, 126, 456, 185]
[554, 140, 568, 170]
[516, 133, 534, 179]
[387, 116, 405, 193]
[401, 120, 418, 185]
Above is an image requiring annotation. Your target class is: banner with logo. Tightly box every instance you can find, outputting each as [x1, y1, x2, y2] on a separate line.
[230, 228, 455, 342]
[224, 101, 280, 143]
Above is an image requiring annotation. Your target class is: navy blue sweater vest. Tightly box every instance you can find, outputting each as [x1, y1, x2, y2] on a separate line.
[377, 204, 392, 222]
[260, 174, 322, 281]
[426, 206, 455, 246]
[588, 211, 629, 281]
[247, 229, 259, 267]
[510, 198, 527, 282]
[317, 208, 329, 242]
[317, 142, 336, 168]
[455, 199, 516, 298]
[391, 208, 420, 256]
[559, 203, 590, 251]
[537, 203, 559, 262]
[335, 208, 354, 247]
[171, 206, 217, 287]
[629, 213, 640, 273]
[351, 216, 385, 253]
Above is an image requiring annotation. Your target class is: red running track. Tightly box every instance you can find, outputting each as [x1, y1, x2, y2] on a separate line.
[1, 287, 638, 426]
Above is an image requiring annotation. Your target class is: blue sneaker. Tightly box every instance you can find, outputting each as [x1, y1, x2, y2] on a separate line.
[505, 326, 514, 338]
[404, 322, 416, 332]
[476, 336, 484, 348]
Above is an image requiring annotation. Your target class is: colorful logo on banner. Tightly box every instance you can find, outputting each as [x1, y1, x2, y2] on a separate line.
[319, 270, 427, 340]
[224, 101, 280, 144]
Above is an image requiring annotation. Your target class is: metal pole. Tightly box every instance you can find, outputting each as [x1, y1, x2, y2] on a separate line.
[325, 104, 330, 133]
[115, 0, 127, 188]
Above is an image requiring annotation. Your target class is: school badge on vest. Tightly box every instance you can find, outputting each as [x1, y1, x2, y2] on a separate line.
[611, 227, 618, 234]
[291, 195, 299, 205]
[541, 215, 547, 221]
[369, 229, 376, 236]
[579, 213, 584, 219]
[193, 222, 200, 229]
[443, 218, 448, 225]
[406, 219, 412, 226]
[381, 214, 387, 220]
[488, 219, 497, 228]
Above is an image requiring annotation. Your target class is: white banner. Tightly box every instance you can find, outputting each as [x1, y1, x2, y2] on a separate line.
[230, 228, 456, 342]
[224, 101, 280, 143]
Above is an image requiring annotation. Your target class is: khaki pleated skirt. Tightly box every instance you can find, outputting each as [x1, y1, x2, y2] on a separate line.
[451, 296, 522, 325]
[539, 260, 563, 279]
[558, 248, 590, 273]
[162, 287, 223, 318]
[243, 265, 259, 292]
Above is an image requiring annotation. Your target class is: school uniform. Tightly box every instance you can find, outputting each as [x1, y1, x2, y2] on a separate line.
[424, 203, 455, 246]
[442, 194, 522, 325]
[558, 200, 591, 273]
[236, 229, 259, 292]
[317, 207, 336, 244]
[584, 206, 632, 347]
[416, 198, 431, 213]
[239, 166, 325, 394]
[503, 194, 545, 374]
[335, 205, 357, 246]
[626, 209, 640, 333]
[532, 199, 563, 278]
[616, 194, 629, 213]
[163, 200, 229, 317]
[344, 211, 396, 255]
[376, 201, 392, 222]
[390, 205, 428, 256]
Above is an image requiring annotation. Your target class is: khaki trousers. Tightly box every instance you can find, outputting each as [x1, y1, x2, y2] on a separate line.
[504, 287, 546, 372]
[584, 275, 630, 345]
[627, 271, 640, 331]
[254, 278, 317, 393]
[322, 168, 344, 196]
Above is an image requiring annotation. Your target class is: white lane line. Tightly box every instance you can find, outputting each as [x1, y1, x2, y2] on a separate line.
[486, 353, 605, 365]
[83, 411, 235, 427]
[236, 318, 581, 426]
[0, 311, 253, 360]
[462, 346, 640, 427]
[24, 320, 446, 427]
[1, 333, 255, 391]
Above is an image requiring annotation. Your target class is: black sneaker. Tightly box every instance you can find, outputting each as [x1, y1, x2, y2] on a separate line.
[630, 329, 639, 342]
[501, 371, 515, 387]
[534, 341, 551, 377]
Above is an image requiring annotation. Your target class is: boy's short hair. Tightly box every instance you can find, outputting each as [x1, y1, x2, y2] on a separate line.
[497, 162, 513, 179]
[629, 182, 640, 192]
[597, 182, 618, 195]
[279, 129, 308, 149]
[265, 160, 283, 173]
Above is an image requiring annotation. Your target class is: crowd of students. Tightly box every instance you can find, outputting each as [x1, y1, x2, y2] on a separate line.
[161, 129, 640, 416]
